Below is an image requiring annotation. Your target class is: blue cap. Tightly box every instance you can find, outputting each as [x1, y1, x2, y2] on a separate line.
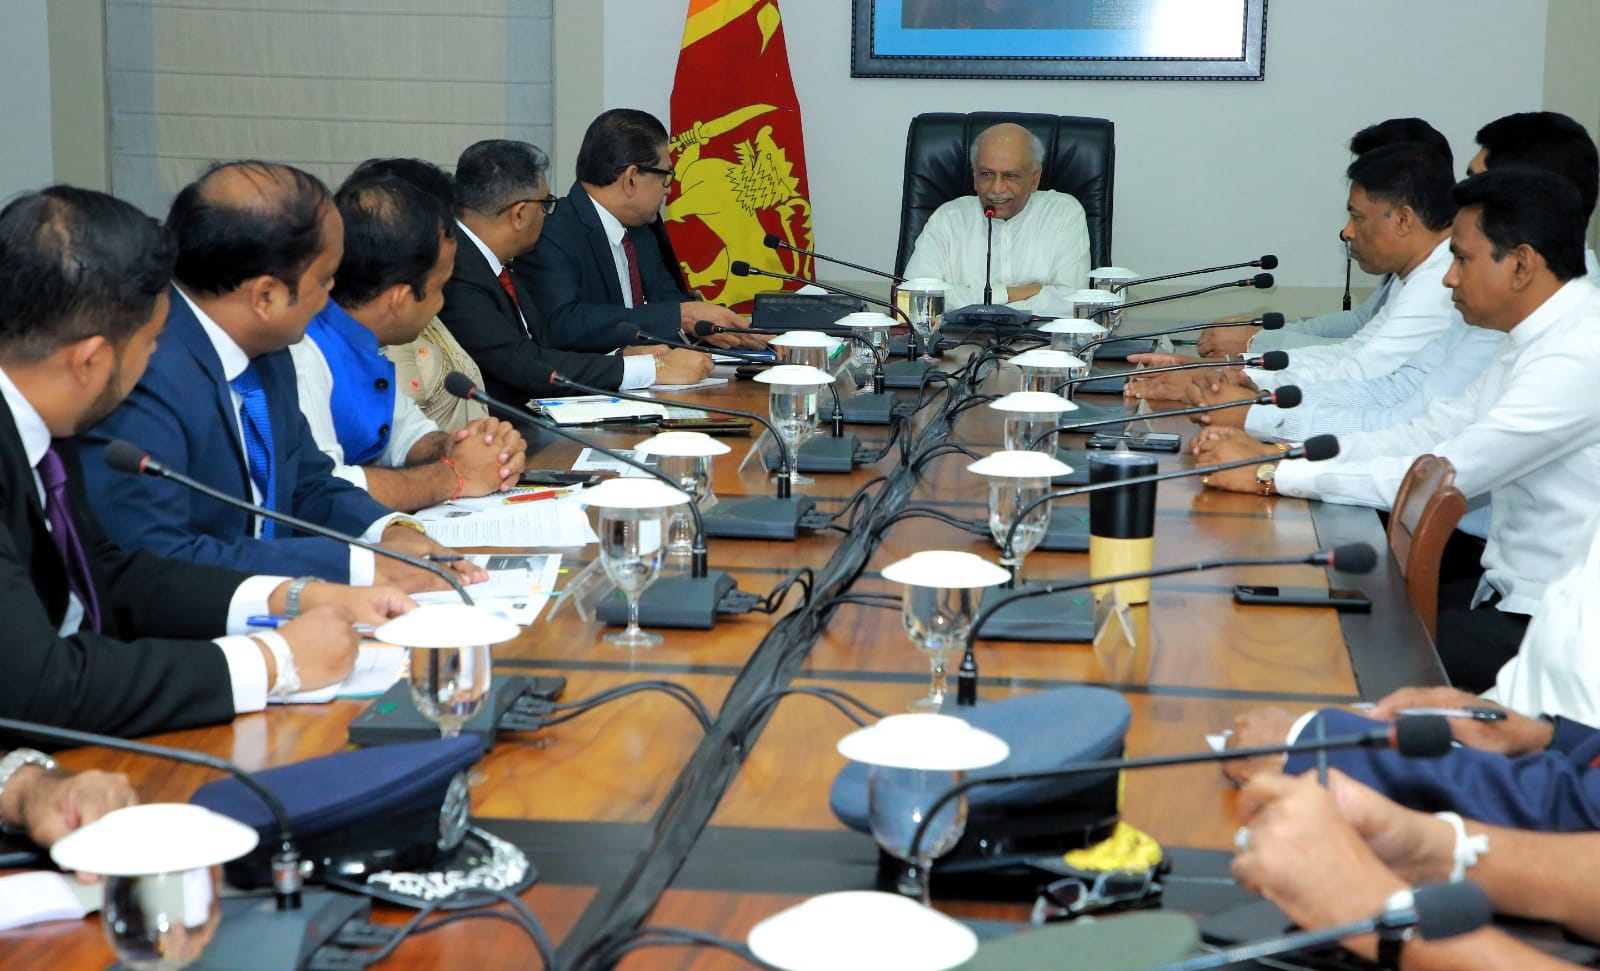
[830, 686, 1131, 832]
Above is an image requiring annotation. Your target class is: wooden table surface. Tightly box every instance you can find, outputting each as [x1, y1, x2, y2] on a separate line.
[0, 340, 1443, 970]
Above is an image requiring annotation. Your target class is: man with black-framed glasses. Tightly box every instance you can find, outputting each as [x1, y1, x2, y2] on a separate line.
[437, 139, 712, 405]
[520, 108, 763, 354]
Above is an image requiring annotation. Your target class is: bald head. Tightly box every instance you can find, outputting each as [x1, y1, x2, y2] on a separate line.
[167, 160, 333, 298]
[971, 124, 1045, 220]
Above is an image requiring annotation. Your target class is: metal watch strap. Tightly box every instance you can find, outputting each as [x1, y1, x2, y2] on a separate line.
[284, 576, 316, 617]
[0, 748, 59, 832]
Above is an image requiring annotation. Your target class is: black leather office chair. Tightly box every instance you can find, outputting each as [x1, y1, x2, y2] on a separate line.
[893, 112, 1116, 278]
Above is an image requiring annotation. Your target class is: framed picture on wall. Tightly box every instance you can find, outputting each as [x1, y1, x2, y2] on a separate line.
[851, 0, 1268, 81]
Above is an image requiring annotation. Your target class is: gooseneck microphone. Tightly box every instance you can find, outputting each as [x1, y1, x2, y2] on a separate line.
[1075, 312, 1285, 360]
[1091, 274, 1276, 320]
[103, 441, 472, 605]
[1027, 386, 1304, 444]
[0, 716, 306, 909]
[999, 432, 1337, 567]
[906, 703, 1449, 874]
[982, 207, 996, 306]
[1111, 255, 1280, 293]
[761, 233, 906, 285]
[1150, 881, 1493, 971]
[1054, 350, 1290, 395]
[730, 260, 912, 326]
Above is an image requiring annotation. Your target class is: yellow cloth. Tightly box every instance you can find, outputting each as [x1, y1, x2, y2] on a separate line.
[1061, 821, 1163, 873]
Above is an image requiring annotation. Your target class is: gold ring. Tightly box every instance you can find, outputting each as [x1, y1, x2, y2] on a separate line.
[1201, 475, 1212, 487]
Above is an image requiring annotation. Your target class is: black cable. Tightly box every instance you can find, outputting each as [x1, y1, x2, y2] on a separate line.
[732, 685, 888, 751]
[908, 441, 984, 474]
[545, 681, 713, 732]
[824, 475, 889, 523]
[341, 885, 557, 970]
[853, 413, 906, 464]
[595, 926, 781, 969]
[746, 566, 814, 615]
[868, 505, 987, 539]
[817, 591, 902, 610]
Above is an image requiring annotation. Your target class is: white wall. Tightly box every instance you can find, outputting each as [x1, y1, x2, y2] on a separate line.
[0, 0, 55, 202]
[600, 0, 1551, 307]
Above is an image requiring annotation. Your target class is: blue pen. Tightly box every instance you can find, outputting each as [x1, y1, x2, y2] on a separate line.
[248, 615, 378, 634]
[535, 397, 621, 407]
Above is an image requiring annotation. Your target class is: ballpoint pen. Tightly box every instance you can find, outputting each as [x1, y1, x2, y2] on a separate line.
[248, 615, 378, 633]
[1398, 706, 1507, 721]
[505, 488, 574, 504]
[425, 554, 463, 563]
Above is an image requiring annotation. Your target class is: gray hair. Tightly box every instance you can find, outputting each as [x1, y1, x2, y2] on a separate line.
[969, 126, 1046, 173]
[454, 139, 551, 216]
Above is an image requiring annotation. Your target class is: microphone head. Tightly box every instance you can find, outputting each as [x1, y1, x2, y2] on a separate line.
[762, 233, 781, 250]
[1250, 272, 1275, 289]
[1410, 881, 1493, 940]
[1258, 350, 1290, 370]
[1271, 385, 1303, 409]
[1300, 434, 1339, 462]
[730, 260, 752, 277]
[1259, 311, 1286, 330]
[1258, 254, 1279, 270]
[1391, 715, 1454, 758]
[443, 371, 477, 401]
[612, 321, 645, 347]
[1328, 542, 1378, 574]
[104, 440, 150, 475]
[983, 207, 996, 218]
[693, 320, 719, 338]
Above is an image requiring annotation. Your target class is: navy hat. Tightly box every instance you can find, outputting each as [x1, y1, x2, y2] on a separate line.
[838, 687, 1126, 870]
[192, 735, 484, 887]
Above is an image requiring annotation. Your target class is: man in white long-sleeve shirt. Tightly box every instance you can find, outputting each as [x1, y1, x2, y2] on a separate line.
[902, 123, 1090, 313]
[1195, 168, 1600, 691]
[1127, 142, 1460, 401]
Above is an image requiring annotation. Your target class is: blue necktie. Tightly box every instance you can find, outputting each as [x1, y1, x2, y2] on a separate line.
[229, 364, 276, 539]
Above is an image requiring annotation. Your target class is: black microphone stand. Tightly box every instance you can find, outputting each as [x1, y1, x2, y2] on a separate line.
[763, 233, 906, 284]
[1110, 255, 1278, 293]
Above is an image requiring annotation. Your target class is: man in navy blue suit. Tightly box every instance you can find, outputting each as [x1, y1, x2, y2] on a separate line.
[77, 161, 482, 592]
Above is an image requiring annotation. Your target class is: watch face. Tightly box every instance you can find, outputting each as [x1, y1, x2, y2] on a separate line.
[1256, 463, 1275, 483]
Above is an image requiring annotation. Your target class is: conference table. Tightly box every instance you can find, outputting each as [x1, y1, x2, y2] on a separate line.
[0, 336, 1444, 970]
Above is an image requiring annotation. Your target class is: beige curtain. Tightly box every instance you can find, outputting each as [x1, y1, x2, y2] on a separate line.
[106, 0, 553, 216]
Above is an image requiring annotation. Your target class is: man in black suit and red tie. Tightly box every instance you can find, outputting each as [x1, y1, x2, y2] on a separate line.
[438, 138, 712, 404]
[0, 185, 409, 739]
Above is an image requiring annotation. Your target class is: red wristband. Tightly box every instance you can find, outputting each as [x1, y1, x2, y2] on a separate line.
[440, 456, 464, 500]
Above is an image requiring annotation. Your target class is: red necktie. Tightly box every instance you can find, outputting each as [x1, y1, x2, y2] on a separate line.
[621, 235, 647, 308]
[496, 267, 521, 311]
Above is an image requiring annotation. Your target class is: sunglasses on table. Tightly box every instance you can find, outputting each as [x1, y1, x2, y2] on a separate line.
[1029, 868, 1161, 925]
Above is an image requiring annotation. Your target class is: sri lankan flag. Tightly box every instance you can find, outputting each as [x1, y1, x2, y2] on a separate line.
[666, 0, 816, 311]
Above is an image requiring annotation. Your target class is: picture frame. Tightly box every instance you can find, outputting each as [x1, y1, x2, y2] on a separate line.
[851, 0, 1268, 81]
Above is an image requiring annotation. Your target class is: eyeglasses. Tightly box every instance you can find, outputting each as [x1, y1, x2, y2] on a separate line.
[496, 196, 560, 216]
[636, 164, 674, 187]
[1029, 869, 1160, 925]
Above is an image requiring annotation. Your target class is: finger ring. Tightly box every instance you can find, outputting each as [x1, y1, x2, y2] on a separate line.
[1234, 826, 1251, 853]
[1201, 475, 1212, 487]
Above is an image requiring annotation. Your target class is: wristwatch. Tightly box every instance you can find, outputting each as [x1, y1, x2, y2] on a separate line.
[0, 748, 58, 831]
[1377, 926, 1412, 969]
[1255, 461, 1278, 496]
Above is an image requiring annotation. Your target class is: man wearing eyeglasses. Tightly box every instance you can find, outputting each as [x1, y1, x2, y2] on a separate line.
[438, 139, 712, 404]
[520, 108, 761, 354]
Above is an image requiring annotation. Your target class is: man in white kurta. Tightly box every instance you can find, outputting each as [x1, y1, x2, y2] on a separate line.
[902, 123, 1090, 314]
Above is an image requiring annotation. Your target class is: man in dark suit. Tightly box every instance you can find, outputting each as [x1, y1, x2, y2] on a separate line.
[0, 185, 409, 738]
[519, 109, 758, 354]
[76, 161, 480, 592]
[438, 139, 711, 404]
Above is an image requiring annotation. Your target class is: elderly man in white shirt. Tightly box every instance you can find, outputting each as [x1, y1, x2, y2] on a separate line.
[1194, 168, 1600, 691]
[902, 123, 1090, 313]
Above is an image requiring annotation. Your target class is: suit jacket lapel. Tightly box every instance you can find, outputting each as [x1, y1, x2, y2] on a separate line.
[458, 238, 527, 335]
[165, 288, 252, 490]
[569, 182, 626, 306]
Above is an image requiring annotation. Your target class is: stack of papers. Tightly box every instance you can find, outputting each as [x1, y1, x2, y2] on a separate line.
[533, 395, 667, 426]
[411, 553, 562, 627]
[572, 448, 658, 478]
[413, 488, 597, 547]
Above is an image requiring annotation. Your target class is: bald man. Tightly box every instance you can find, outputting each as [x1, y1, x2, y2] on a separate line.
[902, 122, 1090, 313]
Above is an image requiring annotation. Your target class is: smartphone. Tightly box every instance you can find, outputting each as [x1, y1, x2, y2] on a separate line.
[659, 417, 754, 435]
[1086, 432, 1183, 453]
[1233, 585, 1373, 612]
[518, 469, 610, 487]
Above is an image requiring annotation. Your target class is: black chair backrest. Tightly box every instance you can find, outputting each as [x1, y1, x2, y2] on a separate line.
[894, 112, 1116, 278]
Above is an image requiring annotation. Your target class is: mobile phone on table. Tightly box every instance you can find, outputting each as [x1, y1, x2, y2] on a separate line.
[658, 417, 753, 435]
[518, 469, 610, 487]
[1086, 432, 1183, 453]
[1233, 585, 1372, 612]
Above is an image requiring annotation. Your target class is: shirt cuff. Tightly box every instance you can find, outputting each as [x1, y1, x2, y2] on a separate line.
[225, 575, 291, 634]
[1285, 709, 1321, 745]
[1241, 403, 1280, 441]
[1271, 456, 1319, 499]
[215, 636, 269, 714]
[332, 463, 368, 489]
[1243, 367, 1282, 391]
[620, 354, 657, 390]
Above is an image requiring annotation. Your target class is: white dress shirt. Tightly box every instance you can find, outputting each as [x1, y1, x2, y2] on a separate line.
[178, 289, 399, 585]
[1248, 279, 1390, 353]
[289, 335, 437, 490]
[1272, 278, 1600, 616]
[1485, 508, 1600, 723]
[0, 366, 281, 713]
[1247, 239, 1457, 391]
[458, 220, 655, 390]
[902, 190, 1091, 312]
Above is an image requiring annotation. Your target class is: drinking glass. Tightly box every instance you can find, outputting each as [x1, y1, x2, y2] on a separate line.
[655, 453, 712, 558]
[868, 766, 967, 905]
[102, 868, 221, 971]
[409, 642, 492, 739]
[1003, 412, 1063, 457]
[837, 312, 893, 381]
[901, 584, 981, 712]
[987, 475, 1053, 577]
[895, 279, 948, 362]
[598, 504, 670, 648]
[768, 384, 821, 487]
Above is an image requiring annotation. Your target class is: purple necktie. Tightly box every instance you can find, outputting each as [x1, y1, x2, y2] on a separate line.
[37, 446, 102, 633]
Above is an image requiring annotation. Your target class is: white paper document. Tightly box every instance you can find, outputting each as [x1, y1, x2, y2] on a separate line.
[572, 448, 658, 478]
[0, 872, 93, 930]
[281, 645, 407, 705]
[531, 395, 667, 426]
[412, 553, 562, 626]
[650, 377, 729, 392]
[413, 496, 596, 548]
